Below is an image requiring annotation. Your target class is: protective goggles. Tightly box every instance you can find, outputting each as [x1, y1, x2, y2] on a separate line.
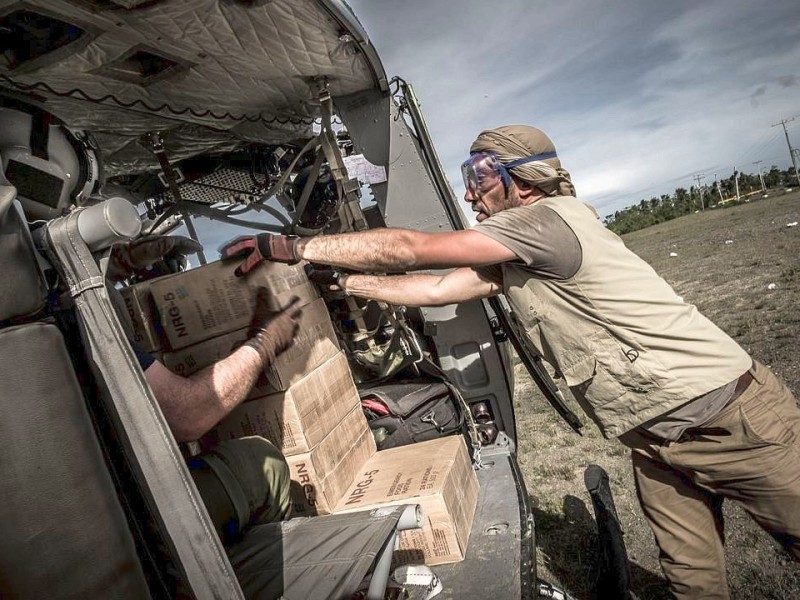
[460, 150, 558, 195]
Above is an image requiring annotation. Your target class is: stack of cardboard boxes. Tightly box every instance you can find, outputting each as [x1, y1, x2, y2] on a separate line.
[120, 258, 478, 565]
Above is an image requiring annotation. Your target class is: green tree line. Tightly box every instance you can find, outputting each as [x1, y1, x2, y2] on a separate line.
[604, 165, 799, 235]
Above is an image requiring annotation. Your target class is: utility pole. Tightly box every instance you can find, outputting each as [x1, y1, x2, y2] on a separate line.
[734, 167, 741, 201]
[692, 173, 705, 210]
[714, 173, 724, 203]
[753, 160, 766, 192]
[772, 117, 800, 186]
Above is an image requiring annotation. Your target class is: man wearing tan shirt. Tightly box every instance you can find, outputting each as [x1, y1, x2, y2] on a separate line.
[222, 125, 800, 599]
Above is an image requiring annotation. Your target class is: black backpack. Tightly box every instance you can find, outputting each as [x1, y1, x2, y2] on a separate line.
[359, 379, 466, 450]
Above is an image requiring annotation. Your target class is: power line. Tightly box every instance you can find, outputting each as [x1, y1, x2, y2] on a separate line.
[734, 128, 781, 167]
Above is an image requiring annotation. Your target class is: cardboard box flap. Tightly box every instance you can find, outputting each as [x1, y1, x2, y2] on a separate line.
[282, 352, 359, 448]
[310, 402, 374, 474]
[267, 304, 341, 390]
[441, 453, 477, 551]
[316, 426, 376, 509]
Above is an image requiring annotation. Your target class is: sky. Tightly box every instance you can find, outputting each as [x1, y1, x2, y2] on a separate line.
[347, 0, 800, 220]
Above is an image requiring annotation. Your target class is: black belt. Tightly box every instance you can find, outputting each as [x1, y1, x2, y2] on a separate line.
[731, 369, 754, 403]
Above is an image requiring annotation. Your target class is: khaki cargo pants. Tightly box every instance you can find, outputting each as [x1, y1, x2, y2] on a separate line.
[189, 436, 291, 544]
[620, 361, 800, 599]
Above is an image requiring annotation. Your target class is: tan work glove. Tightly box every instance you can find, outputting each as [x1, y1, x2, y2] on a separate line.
[106, 235, 202, 282]
[219, 233, 300, 277]
[243, 289, 302, 364]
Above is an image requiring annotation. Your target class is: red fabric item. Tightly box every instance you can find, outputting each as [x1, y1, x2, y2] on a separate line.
[360, 396, 391, 416]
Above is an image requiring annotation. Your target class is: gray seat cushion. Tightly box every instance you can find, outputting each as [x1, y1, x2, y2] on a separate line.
[0, 188, 47, 321]
[230, 507, 407, 600]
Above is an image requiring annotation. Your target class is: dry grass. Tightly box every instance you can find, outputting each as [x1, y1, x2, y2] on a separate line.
[514, 191, 800, 599]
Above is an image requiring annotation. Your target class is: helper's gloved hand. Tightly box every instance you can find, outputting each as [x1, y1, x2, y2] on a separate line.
[106, 235, 202, 282]
[219, 233, 300, 277]
[304, 264, 349, 297]
[243, 289, 302, 364]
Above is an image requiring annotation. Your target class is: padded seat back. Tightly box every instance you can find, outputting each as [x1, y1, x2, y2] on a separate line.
[0, 185, 46, 322]
[0, 188, 150, 598]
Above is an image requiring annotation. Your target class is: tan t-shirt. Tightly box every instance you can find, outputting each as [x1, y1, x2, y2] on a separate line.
[475, 204, 582, 282]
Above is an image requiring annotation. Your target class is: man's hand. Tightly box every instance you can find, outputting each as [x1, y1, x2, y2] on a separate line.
[219, 234, 300, 277]
[244, 289, 302, 364]
[304, 264, 348, 297]
[106, 235, 202, 282]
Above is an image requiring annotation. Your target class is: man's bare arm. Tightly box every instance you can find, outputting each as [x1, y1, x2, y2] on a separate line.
[145, 345, 264, 443]
[342, 267, 502, 306]
[144, 293, 301, 443]
[298, 228, 515, 272]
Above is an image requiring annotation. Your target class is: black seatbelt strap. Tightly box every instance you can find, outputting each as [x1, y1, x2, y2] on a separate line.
[30, 110, 50, 160]
[147, 132, 183, 205]
[145, 132, 207, 264]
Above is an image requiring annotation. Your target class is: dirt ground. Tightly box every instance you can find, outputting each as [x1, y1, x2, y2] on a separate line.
[513, 191, 800, 599]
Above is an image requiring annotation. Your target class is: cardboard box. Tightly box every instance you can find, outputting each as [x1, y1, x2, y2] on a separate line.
[118, 282, 164, 353]
[286, 405, 377, 517]
[160, 297, 340, 395]
[333, 436, 478, 565]
[203, 351, 360, 455]
[150, 260, 318, 350]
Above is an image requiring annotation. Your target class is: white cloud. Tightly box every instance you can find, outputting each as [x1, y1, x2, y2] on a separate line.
[348, 0, 800, 215]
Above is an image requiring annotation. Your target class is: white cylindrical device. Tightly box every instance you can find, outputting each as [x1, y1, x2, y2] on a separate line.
[76, 196, 142, 251]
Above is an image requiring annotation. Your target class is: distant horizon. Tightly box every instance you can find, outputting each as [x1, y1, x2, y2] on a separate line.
[603, 163, 800, 220]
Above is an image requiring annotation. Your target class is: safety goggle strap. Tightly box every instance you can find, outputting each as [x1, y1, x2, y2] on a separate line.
[503, 151, 558, 169]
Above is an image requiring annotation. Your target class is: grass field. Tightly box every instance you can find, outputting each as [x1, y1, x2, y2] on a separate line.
[513, 191, 800, 599]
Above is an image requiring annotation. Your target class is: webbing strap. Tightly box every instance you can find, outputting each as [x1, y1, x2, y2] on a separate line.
[260, 135, 319, 207]
[146, 132, 209, 263]
[317, 88, 367, 232]
[148, 132, 183, 205]
[289, 149, 325, 232]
